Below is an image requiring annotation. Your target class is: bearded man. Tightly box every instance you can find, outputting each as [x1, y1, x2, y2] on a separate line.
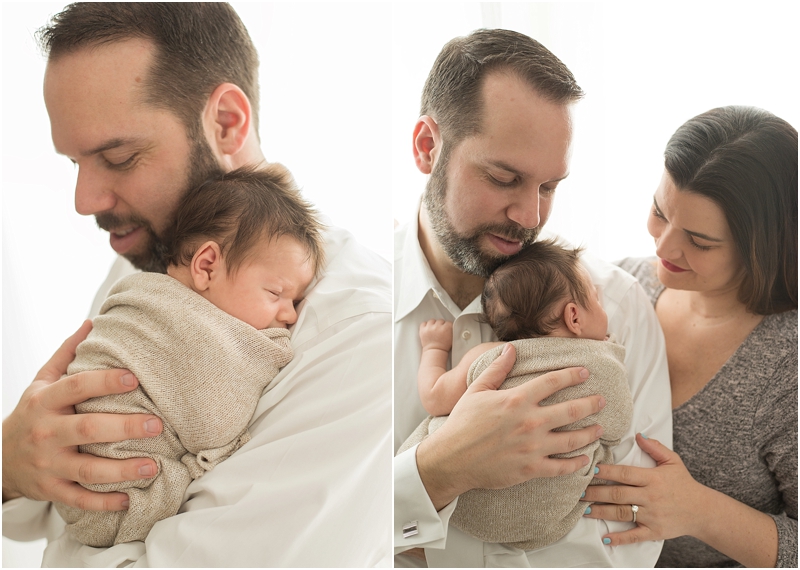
[2, 4, 391, 566]
[393, 29, 672, 567]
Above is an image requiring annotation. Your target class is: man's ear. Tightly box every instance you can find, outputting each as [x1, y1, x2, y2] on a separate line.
[563, 302, 582, 336]
[203, 83, 252, 168]
[413, 115, 441, 175]
[190, 241, 224, 292]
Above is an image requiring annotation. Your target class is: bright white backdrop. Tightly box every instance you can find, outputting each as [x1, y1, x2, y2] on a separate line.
[2, 3, 392, 566]
[3, 2, 798, 567]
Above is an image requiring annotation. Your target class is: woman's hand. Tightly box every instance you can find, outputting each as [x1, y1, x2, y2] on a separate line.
[582, 433, 706, 545]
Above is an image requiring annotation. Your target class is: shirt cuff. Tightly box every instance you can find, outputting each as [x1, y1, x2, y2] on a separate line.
[2, 497, 54, 542]
[394, 444, 458, 554]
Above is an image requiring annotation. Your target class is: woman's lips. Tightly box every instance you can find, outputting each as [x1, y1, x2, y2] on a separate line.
[108, 226, 144, 255]
[487, 233, 523, 256]
[661, 258, 689, 273]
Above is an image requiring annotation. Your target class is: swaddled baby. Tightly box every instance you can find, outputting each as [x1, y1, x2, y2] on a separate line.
[400, 239, 632, 550]
[56, 165, 325, 547]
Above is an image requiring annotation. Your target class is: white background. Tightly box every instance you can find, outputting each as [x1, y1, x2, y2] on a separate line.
[3, 2, 798, 567]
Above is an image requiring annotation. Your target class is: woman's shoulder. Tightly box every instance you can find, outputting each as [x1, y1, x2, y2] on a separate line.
[615, 256, 663, 306]
[754, 309, 798, 361]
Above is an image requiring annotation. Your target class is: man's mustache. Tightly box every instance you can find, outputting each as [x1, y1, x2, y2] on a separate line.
[95, 212, 152, 234]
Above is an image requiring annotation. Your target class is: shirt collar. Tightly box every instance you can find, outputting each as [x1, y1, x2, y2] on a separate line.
[395, 209, 442, 322]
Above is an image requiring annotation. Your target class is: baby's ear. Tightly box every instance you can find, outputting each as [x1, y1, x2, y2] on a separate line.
[190, 241, 224, 292]
[563, 302, 582, 336]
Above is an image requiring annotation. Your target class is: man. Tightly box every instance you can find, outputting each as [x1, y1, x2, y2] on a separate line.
[394, 29, 672, 566]
[2, 4, 391, 566]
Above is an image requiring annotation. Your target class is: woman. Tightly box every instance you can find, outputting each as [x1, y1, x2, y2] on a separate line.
[583, 106, 797, 567]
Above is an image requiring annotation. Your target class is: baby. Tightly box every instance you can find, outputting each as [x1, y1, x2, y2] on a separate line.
[55, 165, 325, 547]
[399, 239, 633, 550]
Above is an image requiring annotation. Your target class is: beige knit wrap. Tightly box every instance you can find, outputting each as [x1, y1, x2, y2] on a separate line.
[399, 336, 631, 550]
[55, 273, 293, 547]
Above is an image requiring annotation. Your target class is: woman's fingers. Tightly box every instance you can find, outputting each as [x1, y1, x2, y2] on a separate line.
[594, 462, 650, 486]
[635, 433, 676, 465]
[601, 526, 655, 547]
[584, 502, 640, 523]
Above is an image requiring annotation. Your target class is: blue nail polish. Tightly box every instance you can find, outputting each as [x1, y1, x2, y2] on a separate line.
[640, 432, 649, 439]
[584, 506, 591, 514]
[603, 538, 611, 545]
[581, 491, 586, 498]
[594, 466, 599, 474]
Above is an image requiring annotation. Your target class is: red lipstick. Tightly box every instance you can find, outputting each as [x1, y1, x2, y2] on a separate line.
[661, 258, 689, 273]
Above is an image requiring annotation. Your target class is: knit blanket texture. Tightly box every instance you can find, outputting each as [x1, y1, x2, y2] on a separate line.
[399, 336, 631, 550]
[55, 273, 293, 547]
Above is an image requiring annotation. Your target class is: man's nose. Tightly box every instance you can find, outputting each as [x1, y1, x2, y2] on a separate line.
[74, 166, 116, 216]
[506, 189, 540, 230]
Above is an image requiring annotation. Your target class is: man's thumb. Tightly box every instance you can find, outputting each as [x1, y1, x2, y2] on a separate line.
[469, 343, 515, 392]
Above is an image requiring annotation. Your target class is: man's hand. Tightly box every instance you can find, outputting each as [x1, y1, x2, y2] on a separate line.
[2, 320, 163, 511]
[416, 343, 605, 510]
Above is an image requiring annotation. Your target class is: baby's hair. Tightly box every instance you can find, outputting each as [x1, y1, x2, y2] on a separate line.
[482, 239, 590, 341]
[166, 164, 325, 276]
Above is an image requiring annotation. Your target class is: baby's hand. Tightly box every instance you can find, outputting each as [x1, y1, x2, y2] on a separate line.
[419, 319, 453, 352]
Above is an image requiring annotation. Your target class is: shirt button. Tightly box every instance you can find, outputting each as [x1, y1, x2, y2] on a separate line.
[461, 330, 471, 340]
[432, 291, 440, 301]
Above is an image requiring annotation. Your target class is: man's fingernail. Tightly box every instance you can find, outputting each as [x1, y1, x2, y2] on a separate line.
[579, 368, 590, 379]
[581, 491, 586, 498]
[596, 426, 604, 438]
[121, 373, 135, 387]
[594, 466, 600, 474]
[598, 396, 606, 409]
[144, 419, 161, 433]
[584, 506, 592, 514]
[121, 499, 130, 508]
[640, 432, 649, 439]
[138, 464, 155, 477]
[603, 538, 611, 545]
[501, 343, 511, 355]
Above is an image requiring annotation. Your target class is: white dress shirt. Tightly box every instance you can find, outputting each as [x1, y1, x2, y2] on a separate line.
[393, 213, 673, 567]
[3, 225, 393, 568]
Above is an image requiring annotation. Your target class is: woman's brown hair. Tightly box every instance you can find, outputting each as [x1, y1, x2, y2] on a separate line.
[664, 106, 797, 314]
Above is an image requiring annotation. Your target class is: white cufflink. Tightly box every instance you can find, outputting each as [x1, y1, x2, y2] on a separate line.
[402, 520, 419, 538]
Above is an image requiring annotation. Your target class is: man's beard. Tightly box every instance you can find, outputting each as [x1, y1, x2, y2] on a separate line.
[95, 136, 222, 273]
[423, 150, 539, 278]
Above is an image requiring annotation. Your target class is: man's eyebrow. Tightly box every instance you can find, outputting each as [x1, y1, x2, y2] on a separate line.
[486, 160, 569, 182]
[653, 197, 723, 242]
[82, 138, 142, 157]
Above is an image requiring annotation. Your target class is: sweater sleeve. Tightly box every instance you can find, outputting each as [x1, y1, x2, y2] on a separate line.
[755, 351, 798, 568]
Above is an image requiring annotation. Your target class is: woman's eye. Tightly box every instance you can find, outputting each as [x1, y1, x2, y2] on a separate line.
[652, 207, 666, 221]
[689, 239, 712, 251]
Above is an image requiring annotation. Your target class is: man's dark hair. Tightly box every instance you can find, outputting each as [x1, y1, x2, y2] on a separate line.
[166, 165, 325, 277]
[37, 2, 260, 141]
[482, 239, 589, 341]
[664, 106, 798, 315]
[421, 28, 584, 149]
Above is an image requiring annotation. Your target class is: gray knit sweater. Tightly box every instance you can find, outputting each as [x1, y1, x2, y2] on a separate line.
[618, 257, 797, 568]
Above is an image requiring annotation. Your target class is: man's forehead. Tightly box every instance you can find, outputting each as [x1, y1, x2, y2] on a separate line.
[44, 38, 160, 156]
[44, 37, 155, 107]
